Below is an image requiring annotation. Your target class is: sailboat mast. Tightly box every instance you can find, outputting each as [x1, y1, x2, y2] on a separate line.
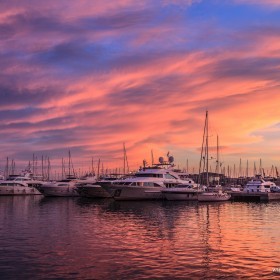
[216, 135, 219, 174]
[198, 111, 208, 185]
[68, 150, 71, 177]
[97, 159, 100, 180]
[206, 111, 209, 186]
[123, 143, 126, 174]
[216, 135, 220, 185]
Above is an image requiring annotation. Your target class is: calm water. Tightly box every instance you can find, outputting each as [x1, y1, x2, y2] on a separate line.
[0, 196, 280, 279]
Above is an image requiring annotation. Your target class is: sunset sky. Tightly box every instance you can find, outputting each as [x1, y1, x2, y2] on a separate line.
[1, 0, 280, 176]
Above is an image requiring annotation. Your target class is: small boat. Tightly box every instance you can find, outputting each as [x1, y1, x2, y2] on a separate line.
[198, 189, 231, 202]
[161, 179, 201, 201]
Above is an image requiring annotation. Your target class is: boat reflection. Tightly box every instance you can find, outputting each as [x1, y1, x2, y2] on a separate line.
[1, 196, 278, 279]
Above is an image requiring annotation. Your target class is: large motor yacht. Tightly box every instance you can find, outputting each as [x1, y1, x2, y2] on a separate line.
[100, 157, 198, 200]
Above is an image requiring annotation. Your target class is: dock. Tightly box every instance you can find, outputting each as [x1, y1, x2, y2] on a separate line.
[230, 192, 280, 202]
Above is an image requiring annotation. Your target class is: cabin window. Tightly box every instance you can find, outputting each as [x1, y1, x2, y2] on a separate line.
[143, 182, 155, 187]
[165, 174, 176, 179]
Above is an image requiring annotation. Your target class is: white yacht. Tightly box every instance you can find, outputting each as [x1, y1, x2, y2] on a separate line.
[37, 175, 96, 197]
[243, 175, 276, 193]
[0, 173, 42, 195]
[76, 174, 124, 198]
[161, 179, 201, 201]
[100, 158, 198, 200]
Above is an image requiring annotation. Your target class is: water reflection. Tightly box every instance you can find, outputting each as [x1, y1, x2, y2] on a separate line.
[0, 196, 279, 279]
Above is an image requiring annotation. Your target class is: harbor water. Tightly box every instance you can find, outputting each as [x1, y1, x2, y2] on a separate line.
[0, 196, 280, 279]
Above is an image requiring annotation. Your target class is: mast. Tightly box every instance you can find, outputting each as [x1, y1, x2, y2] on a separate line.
[123, 143, 126, 174]
[198, 110, 208, 185]
[216, 135, 220, 185]
[32, 153, 35, 175]
[206, 111, 209, 186]
[97, 159, 100, 179]
[42, 155, 44, 180]
[68, 150, 71, 177]
[62, 158, 64, 180]
[47, 157, 50, 180]
[6, 157, 9, 178]
[215, 135, 219, 174]
[123, 142, 129, 174]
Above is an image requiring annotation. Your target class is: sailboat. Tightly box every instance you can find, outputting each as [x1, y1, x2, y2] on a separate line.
[197, 111, 231, 202]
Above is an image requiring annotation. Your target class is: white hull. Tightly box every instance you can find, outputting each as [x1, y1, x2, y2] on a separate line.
[77, 184, 112, 198]
[102, 184, 164, 200]
[198, 192, 231, 202]
[0, 186, 41, 195]
[162, 189, 201, 201]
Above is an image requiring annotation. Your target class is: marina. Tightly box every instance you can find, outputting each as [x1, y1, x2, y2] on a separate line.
[2, 1, 280, 279]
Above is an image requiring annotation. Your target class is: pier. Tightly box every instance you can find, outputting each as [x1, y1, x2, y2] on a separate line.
[230, 192, 280, 202]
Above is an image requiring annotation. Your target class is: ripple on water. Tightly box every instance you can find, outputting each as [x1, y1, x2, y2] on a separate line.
[0, 197, 280, 279]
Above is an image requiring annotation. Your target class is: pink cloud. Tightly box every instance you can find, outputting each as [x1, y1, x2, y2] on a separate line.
[1, 0, 280, 174]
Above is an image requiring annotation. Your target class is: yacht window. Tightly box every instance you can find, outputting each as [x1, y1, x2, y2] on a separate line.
[143, 182, 152, 187]
[136, 173, 163, 178]
[165, 174, 176, 179]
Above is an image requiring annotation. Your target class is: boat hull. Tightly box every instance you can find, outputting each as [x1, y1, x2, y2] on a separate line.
[37, 185, 79, 197]
[162, 189, 201, 201]
[0, 186, 41, 195]
[77, 184, 112, 198]
[101, 183, 164, 200]
[198, 192, 231, 202]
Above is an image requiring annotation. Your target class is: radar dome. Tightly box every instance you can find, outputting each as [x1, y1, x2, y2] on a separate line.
[168, 156, 174, 163]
